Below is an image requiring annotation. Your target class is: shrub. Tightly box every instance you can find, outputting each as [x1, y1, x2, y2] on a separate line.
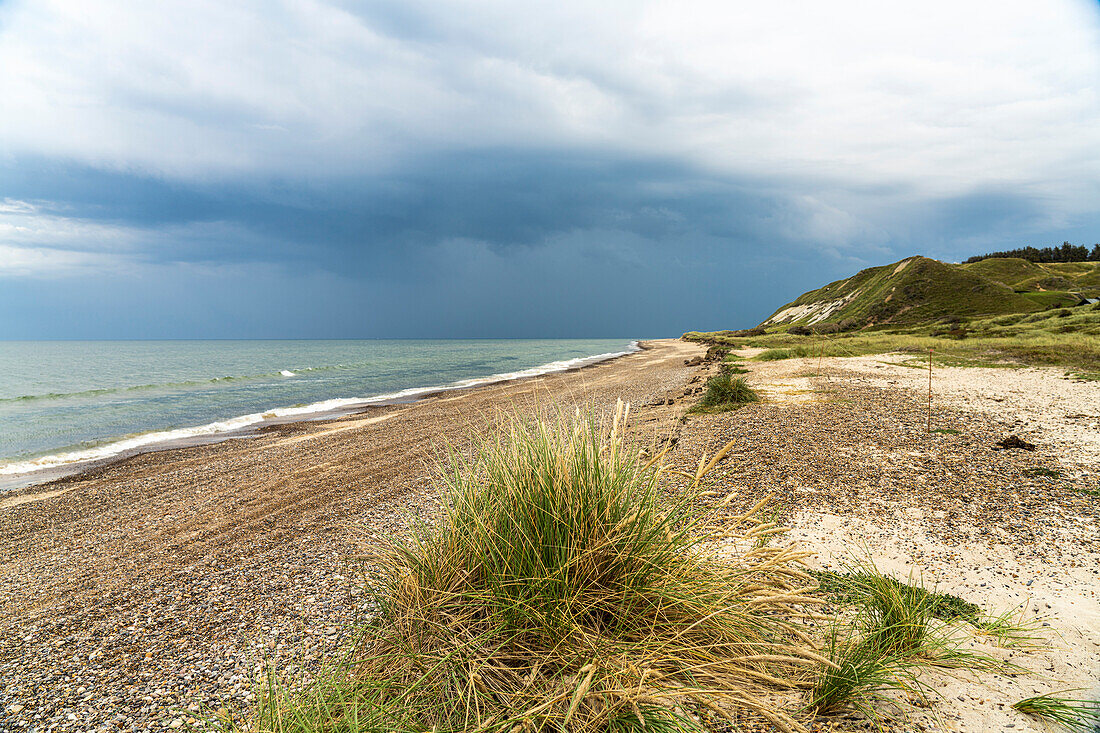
[810, 323, 841, 335]
[787, 325, 812, 336]
[838, 318, 862, 332]
[867, 301, 898, 322]
[692, 374, 759, 412]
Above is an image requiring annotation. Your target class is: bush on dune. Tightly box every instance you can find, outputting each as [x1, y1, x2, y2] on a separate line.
[690, 375, 760, 413]
[240, 408, 1039, 733]
[249, 404, 822, 733]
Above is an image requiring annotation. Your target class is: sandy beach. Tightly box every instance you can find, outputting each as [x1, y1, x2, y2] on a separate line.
[2, 338, 1098, 732]
[0, 340, 700, 731]
[671, 349, 1100, 732]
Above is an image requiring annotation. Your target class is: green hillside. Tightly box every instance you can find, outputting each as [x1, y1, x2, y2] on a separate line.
[962, 257, 1100, 293]
[761, 256, 1099, 329]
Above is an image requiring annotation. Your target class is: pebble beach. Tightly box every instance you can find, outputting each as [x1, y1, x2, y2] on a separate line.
[1, 338, 1097, 732]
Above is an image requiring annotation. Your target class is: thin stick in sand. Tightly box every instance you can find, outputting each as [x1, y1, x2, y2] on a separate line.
[927, 347, 933, 433]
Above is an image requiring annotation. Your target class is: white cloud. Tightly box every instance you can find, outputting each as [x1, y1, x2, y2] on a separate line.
[0, 201, 139, 275]
[0, 244, 124, 277]
[0, 198, 39, 215]
[0, 201, 139, 250]
[0, 0, 1098, 216]
[0, 199, 278, 276]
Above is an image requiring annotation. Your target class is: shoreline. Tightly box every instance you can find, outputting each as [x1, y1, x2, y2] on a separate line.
[0, 340, 644, 496]
[0, 338, 703, 730]
[2, 338, 1097, 732]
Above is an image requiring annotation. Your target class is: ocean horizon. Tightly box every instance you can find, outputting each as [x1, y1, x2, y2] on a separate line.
[0, 338, 639, 490]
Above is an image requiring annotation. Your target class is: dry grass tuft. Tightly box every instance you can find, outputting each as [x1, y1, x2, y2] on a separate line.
[238, 406, 1040, 733]
[356, 401, 823, 732]
[246, 402, 827, 732]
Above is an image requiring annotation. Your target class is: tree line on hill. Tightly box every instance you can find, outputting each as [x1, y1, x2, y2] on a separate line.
[965, 242, 1100, 264]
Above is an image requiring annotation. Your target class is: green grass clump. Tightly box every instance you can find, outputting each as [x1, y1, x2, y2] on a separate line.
[805, 562, 1020, 719]
[246, 405, 821, 733]
[1012, 691, 1100, 731]
[756, 346, 824, 361]
[807, 633, 921, 718]
[809, 569, 979, 625]
[805, 567, 939, 718]
[970, 607, 1046, 650]
[690, 374, 760, 413]
[815, 564, 941, 658]
[1023, 466, 1062, 479]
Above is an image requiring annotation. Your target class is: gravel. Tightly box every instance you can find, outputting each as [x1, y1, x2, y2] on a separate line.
[0, 340, 701, 732]
[2, 339, 1095, 732]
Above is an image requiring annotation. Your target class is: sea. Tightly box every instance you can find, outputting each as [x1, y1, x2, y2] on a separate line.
[0, 339, 638, 491]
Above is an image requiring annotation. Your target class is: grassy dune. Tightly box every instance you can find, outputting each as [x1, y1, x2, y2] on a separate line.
[758, 256, 1099, 330]
[686, 301, 1100, 375]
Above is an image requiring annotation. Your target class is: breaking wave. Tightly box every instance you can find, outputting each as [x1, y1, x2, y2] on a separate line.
[0, 342, 640, 478]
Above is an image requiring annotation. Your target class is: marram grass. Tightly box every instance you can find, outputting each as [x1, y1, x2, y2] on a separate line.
[806, 629, 923, 718]
[805, 559, 1027, 721]
[235, 405, 1043, 732]
[1012, 690, 1100, 732]
[244, 403, 826, 733]
[689, 374, 760, 414]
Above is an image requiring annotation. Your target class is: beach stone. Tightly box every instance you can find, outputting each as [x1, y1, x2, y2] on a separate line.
[994, 435, 1036, 451]
[5, 339, 1100, 732]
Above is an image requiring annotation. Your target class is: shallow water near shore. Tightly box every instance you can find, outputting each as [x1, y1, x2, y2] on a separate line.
[0, 338, 637, 488]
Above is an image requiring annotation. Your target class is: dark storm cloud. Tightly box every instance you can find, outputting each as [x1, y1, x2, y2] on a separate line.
[2, 149, 797, 267]
[2, 1, 1100, 337]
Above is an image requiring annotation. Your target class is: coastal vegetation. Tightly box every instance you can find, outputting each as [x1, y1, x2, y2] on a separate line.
[237, 405, 1045, 733]
[686, 297, 1100, 375]
[807, 568, 980, 624]
[242, 405, 825, 732]
[688, 374, 759, 414]
[964, 241, 1100, 264]
[746, 255, 1099, 332]
[1011, 691, 1100, 731]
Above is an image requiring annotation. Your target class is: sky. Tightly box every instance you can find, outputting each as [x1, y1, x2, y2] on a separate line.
[2, 1, 1099, 339]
